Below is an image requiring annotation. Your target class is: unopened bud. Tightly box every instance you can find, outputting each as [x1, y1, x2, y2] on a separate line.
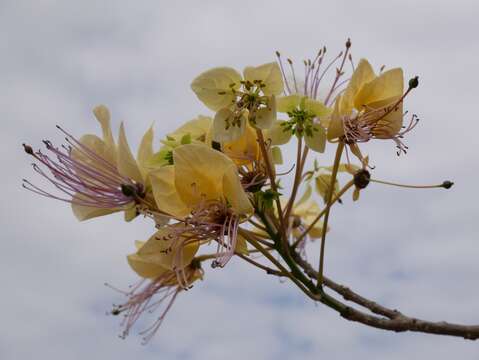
[441, 180, 454, 189]
[23, 143, 34, 155]
[354, 169, 371, 189]
[408, 76, 419, 89]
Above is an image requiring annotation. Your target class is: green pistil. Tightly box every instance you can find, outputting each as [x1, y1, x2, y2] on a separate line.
[283, 108, 316, 137]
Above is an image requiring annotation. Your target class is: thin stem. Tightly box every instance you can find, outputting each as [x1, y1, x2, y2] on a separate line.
[370, 179, 447, 189]
[255, 129, 288, 248]
[239, 228, 314, 297]
[317, 141, 345, 287]
[237, 253, 284, 276]
[284, 136, 303, 223]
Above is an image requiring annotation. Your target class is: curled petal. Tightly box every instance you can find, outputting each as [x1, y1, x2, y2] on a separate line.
[118, 123, 143, 183]
[127, 253, 169, 279]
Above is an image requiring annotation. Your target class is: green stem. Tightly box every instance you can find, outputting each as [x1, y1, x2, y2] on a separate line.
[317, 141, 344, 288]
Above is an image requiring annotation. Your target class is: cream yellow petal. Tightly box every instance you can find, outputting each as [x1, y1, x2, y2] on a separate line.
[173, 144, 231, 206]
[124, 205, 138, 222]
[137, 226, 200, 270]
[243, 62, 284, 96]
[277, 94, 301, 113]
[327, 97, 345, 141]
[127, 253, 168, 279]
[354, 68, 403, 110]
[264, 120, 292, 145]
[212, 108, 246, 142]
[93, 105, 116, 161]
[169, 115, 212, 141]
[137, 126, 154, 168]
[150, 166, 190, 218]
[191, 67, 242, 111]
[271, 146, 283, 165]
[222, 164, 254, 215]
[71, 199, 120, 221]
[71, 134, 109, 165]
[295, 184, 312, 208]
[340, 59, 376, 113]
[117, 123, 143, 183]
[304, 98, 332, 118]
[315, 173, 339, 202]
[254, 96, 277, 130]
[235, 233, 249, 255]
[305, 124, 327, 153]
[223, 123, 260, 165]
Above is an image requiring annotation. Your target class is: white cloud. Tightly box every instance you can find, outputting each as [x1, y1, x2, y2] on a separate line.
[2, 0, 479, 359]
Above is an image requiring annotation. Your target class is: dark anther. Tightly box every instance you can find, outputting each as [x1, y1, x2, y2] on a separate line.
[354, 169, 371, 189]
[441, 180, 454, 189]
[121, 184, 136, 197]
[408, 76, 419, 89]
[345, 38, 351, 48]
[111, 308, 121, 316]
[23, 143, 34, 155]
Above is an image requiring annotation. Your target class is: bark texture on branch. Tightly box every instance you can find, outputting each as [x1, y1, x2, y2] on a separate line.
[292, 251, 479, 340]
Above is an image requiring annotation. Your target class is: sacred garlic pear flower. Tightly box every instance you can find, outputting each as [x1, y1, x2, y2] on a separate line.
[112, 240, 204, 343]
[327, 59, 419, 156]
[150, 144, 253, 268]
[191, 62, 284, 142]
[277, 94, 332, 153]
[22, 105, 158, 222]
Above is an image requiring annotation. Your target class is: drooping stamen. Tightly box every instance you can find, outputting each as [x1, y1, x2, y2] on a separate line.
[108, 271, 183, 344]
[22, 127, 139, 209]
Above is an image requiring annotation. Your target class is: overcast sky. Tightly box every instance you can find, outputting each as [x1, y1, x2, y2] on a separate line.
[2, 0, 479, 359]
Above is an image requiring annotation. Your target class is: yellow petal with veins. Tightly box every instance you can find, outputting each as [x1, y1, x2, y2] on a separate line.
[277, 94, 301, 113]
[354, 68, 404, 110]
[243, 62, 284, 96]
[93, 105, 116, 162]
[305, 124, 327, 153]
[254, 96, 277, 130]
[117, 123, 143, 183]
[169, 115, 212, 141]
[326, 97, 345, 141]
[127, 253, 168, 279]
[150, 166, 190, 218]
[304, 98, 332, 118]
[137, 226, 200, 270]
[173, 144, 231, 207]
[191, 67, 242, 111]
[212, 108, 246, 142]
[223, 123, 260, 166]
[264, 120, 292, 145]
[340, 59, 376, 114]
[222, 165, 254, 215]
[71, 200, 119, 221]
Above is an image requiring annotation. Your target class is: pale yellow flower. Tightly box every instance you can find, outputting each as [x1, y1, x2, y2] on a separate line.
[327, 59, 417, 156]
[191, 63, 284, 142]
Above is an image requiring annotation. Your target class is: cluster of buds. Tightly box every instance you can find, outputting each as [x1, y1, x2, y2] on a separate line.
[23, 39, 453, 343]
